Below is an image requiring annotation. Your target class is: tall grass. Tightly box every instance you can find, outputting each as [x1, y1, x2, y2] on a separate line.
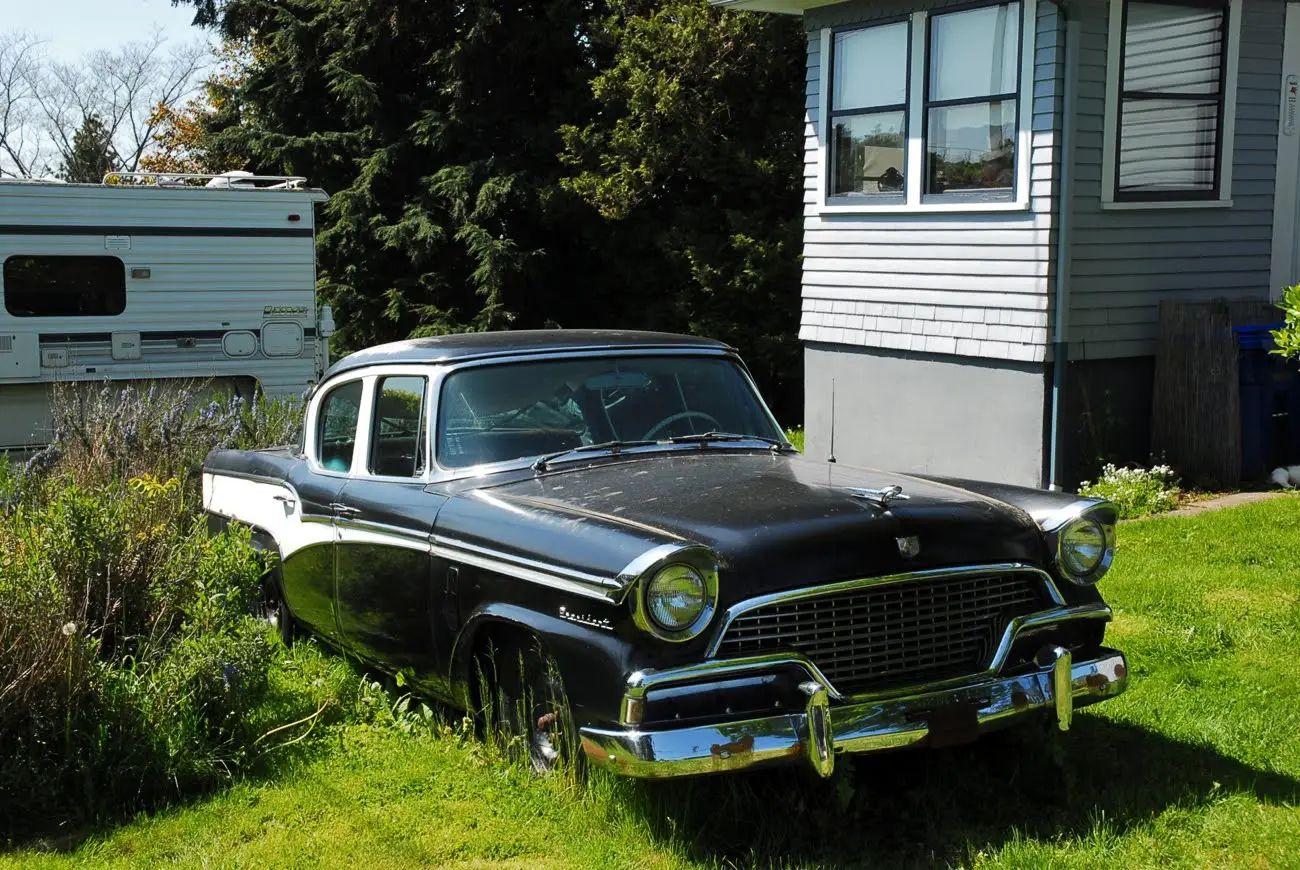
[0, 381, 311, 836]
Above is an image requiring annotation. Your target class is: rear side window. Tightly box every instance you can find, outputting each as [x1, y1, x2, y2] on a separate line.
[3, 255, 126, 317]
[316, 381, 364, 472]
[369, 376, 427, 477]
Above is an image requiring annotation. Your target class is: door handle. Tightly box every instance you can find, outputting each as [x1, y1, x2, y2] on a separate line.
[329, 502, 362, 517]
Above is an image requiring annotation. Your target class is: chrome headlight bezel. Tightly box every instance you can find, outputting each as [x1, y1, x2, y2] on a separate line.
[1045, 502, 1118, 586]
[628, 545, 719, 643]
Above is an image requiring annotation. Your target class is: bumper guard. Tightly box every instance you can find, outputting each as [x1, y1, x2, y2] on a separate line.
[580, 648, 1126, 779]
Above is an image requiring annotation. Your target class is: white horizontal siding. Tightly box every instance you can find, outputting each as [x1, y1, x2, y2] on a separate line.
[800, 0, 1059, 363]
[0, 182, 324, 230]
[1066, 0, 1283, 360]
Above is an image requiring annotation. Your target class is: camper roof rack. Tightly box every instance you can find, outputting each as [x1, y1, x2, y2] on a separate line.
[102, 171, 310, 190]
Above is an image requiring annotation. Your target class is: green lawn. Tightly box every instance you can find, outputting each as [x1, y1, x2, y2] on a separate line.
[6, 496, 1300, 869]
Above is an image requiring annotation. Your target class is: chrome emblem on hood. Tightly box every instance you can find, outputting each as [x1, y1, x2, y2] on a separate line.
[845, 485, 910, 509]
[896, 535, 921, 559]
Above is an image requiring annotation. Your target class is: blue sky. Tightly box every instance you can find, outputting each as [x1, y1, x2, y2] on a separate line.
[9, 0, 204, 60]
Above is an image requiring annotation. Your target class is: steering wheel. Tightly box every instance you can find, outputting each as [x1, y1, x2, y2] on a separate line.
[642, 411, 722, 441]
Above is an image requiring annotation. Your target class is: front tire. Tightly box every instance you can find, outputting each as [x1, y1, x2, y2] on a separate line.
[480, 635, 574, 774]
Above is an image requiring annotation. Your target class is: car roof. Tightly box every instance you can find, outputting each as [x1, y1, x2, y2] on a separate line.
[323, 329, 735, 378]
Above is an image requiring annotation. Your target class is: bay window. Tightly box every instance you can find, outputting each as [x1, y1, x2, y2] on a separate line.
[821, 1, 1029, 211]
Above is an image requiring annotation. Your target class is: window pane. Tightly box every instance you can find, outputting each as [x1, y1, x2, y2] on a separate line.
[926, 100, 1016, 194]
[437, 356, 780, 469]
[832, 22, 908, 111]
[831, 111, 906, 196]
[929, 4, 1020, 102]
[318, 381, 363, 472]
[3, 255, 126, 318]
[1123, 2, 1223, 95]
[1118, 98, 1218, 192]
[370, 376, 426, 477]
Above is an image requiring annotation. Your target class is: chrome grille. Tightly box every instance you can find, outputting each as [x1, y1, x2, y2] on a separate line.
[715, 572, 1048, 695]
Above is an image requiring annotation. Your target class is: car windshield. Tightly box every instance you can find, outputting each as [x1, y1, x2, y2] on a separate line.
[437, 355, 782, 469]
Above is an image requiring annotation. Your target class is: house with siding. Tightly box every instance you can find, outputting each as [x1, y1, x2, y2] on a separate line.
[715, 0, 1292, 488]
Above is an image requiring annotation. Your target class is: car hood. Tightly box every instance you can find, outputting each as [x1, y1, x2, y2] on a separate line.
[436, 451, 1048, 607]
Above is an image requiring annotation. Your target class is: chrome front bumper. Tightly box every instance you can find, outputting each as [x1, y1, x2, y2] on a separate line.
[579, 648, 1127, 779]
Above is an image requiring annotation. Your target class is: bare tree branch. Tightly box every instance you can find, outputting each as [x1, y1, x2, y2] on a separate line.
[0, 32, 47, 178]
[1, 27, 208, 178]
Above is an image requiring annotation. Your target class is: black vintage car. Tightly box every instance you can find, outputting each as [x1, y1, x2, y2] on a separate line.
[203, 330, 1126, 778]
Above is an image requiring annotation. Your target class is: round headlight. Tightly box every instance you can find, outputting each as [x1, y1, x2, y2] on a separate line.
[645, 564, 706, 632]
[1059, 518, 1109, 579]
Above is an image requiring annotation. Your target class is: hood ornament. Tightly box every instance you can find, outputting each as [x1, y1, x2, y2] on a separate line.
[845, 485, 910, 509]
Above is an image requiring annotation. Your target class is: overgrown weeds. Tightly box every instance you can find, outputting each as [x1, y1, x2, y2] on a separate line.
[0, 380, 310, 836]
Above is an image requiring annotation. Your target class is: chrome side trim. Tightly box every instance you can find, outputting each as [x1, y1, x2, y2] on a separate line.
[430, 534, 623, 603]
[582, 650, 1128, 779]
[334, 517, 434, 552]
[704, 563, 1065, 659]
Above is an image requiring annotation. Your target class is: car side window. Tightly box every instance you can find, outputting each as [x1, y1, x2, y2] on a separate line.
[316, 380, 364, 472]
[369, 376, 427, 477]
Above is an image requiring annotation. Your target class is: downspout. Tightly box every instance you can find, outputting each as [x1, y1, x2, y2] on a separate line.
[1048, 11, 1081, 491]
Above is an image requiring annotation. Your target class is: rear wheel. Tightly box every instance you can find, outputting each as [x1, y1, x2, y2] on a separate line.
[478, 634, 574, 773]
[255, 568, 296, 646]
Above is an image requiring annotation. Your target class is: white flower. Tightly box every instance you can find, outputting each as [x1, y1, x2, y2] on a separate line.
[61, 622, 77, 636]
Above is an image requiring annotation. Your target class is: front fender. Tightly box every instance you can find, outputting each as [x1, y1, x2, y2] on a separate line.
[449, 602, 637, 726]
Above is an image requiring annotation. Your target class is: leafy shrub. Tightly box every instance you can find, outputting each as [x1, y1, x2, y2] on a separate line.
[0, 476, 273, 831]
[0, 380, 312, 835]
[1079, 463, 1182, 519]
[1272, 284, 1300, 360]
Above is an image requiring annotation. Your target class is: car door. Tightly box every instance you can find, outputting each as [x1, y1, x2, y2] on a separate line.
[334, 373, 451, 696]
[282, 377, 364, 646]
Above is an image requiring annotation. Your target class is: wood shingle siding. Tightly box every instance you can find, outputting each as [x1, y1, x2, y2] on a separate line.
[799, 0, 1061, 363]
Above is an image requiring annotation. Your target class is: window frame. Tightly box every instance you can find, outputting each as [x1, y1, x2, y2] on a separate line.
[1101, 0, 1241, 209]
[825, 16, 913, 205]
[366, 374, 430, 480]
[921, 0, 1025, 203]
[2, 254, 127, 318]
[310, 376, 368, 478]
[815, 0, 1036, 216]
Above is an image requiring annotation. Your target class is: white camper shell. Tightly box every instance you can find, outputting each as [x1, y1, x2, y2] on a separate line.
[0, 172, 332, 451]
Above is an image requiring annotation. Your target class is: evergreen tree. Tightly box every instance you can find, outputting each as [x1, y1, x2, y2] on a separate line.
[60, 115, 119, 183]
[172, 0, 806, 420]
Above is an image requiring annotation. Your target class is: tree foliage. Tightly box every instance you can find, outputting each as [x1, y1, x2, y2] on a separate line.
[172, 0, 806, 420]
[59, 114, 119, 182]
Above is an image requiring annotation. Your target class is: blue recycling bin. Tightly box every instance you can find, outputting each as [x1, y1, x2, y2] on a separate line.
[1234, 323, 1299, 480]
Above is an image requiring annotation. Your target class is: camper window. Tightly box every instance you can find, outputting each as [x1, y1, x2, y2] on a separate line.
[3, 255, 126, 318]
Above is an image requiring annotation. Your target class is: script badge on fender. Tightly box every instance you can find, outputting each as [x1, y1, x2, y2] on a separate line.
[896, 535, 921, 559]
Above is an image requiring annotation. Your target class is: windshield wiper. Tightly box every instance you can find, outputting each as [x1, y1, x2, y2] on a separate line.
[665, 431, 798, 453]
[532, 439, 656, 472]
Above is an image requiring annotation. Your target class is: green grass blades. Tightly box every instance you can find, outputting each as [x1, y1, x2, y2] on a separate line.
[5, 495, 1300, 869]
